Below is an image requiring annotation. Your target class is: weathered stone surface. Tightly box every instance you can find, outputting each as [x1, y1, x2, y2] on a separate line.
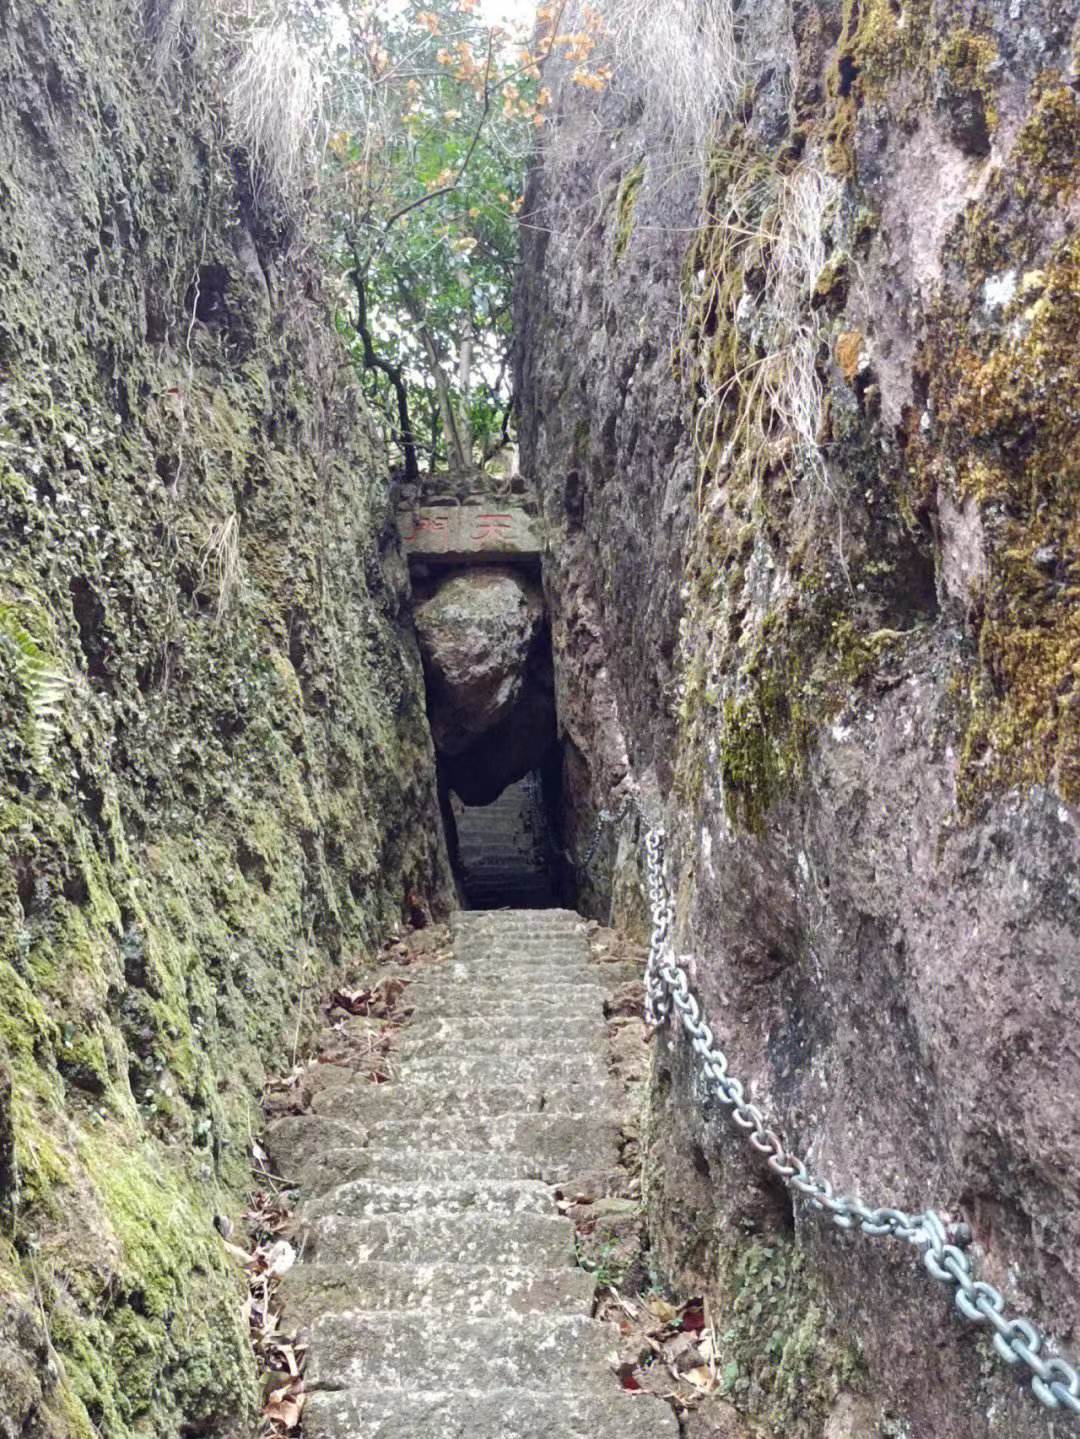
[395, 1054, 606, 1088]
[300, 1177, 554, 1223]
[305, 1311, 617, 1393]
[265, 1115, 367, 1179]
[280, 908, 646, 1433]
[398, 1029, 604, 1060]
[0, 1, 452, 1431]
[302, 1209, 574, 1270]
[406, 989, 605, 1018]
[517, 3, 1080, 1433]
[278, 1262, 597, 1327]
[289, 1146, 545, 1195]
[304, 1387, 679, 1439]
[398, 504, 542, 564]
[311, 1079, 619, 1122]
[414, 567, 544, 754]
[363, 1115, 621, 1179]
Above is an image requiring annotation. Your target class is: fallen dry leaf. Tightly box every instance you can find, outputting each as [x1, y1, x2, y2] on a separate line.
[264, 1239, 297, 1278]
[645, 1296, 680, 1324]
[685, 1365, 718, 1392]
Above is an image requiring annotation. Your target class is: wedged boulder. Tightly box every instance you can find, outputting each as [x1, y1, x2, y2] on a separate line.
[414, 567, 544, 755]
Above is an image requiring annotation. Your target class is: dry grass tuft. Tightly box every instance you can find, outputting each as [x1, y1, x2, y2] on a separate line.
[597, 0, 742, 160]
[227, 19, 327, 209]
[688, 146, 841, 512]
[199, 512, 244, 620]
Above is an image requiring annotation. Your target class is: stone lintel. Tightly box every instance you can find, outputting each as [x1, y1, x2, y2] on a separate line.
[397, 505, 541, 564]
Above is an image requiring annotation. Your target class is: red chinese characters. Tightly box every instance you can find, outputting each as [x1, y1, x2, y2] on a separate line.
[473, 513, 513, 544]
[401, 514, 450, 544]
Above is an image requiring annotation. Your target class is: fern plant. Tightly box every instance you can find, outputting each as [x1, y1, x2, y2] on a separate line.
[0, 605, 67, 765]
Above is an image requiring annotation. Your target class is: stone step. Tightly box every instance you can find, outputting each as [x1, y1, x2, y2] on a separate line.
[457, 928, 587, 940]
[464, 877, 555, 892]
[448, 957, 597, 974]
[305, 1311, 617, 1393]
[456, 945, 591, 960]
[411, 989, 606, 1018]
[363, 1114, 621, 1179]
[459, 857, 552, 871]
[419, 965, 600, 987]
[301, 1177, 554, 1223]
[453, 933, 587, 945]
[278, 1261, 596, 1328]
[294, 1145, 547, 1193]
[448, 961, 638, 987]
[303, 1211, 574, 1270]
[394, 1055, 607, 1089]
[401, 1014, 607, 1044]
[456, 930, 586, 945]
[398, 1031, 604, 1061]
[303, 1388, 680, 1439]
[267, 1111, 621, 1189]
[310, 1080, 620, 1123]
[410, 973, 608, 997]
[453, 909, 583, 924]
[277, 903, 646, 1433]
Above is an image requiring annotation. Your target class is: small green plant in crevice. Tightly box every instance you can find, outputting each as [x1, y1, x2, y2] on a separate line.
[614, 163, 645, 262]
[0, 603, 68, 766]
[574, 1231, 631, 1290]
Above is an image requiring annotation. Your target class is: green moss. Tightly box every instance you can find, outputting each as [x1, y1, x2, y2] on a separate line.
[813, 252, 851, 307]
[936, 30, 997, 98]
[614, 162, 645, 263]
[1013, 78, 1080, 203]
[916, 233, 1080, 806]
[707, 1238, 864, 1433]
[704, 593, 888, 831]
[0, 2, 449, 1434]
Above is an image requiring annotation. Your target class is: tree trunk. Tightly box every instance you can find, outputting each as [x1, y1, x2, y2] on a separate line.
[419, 325, 468, 472]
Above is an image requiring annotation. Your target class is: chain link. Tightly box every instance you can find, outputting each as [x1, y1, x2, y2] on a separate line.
[592, 800, 1080, 1422]
[576, 795, 637, 872]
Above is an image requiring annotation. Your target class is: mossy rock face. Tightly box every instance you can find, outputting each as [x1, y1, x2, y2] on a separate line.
[516, 1, 1079, 1434]
[0, 2, 449, 1434]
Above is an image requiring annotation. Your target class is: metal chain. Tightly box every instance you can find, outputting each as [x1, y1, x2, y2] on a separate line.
[577, 795, 637, 872]
[591, 802, 1080, 1421]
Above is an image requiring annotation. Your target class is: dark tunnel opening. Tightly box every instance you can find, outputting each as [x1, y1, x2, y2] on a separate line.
[410, 553, 578, 910]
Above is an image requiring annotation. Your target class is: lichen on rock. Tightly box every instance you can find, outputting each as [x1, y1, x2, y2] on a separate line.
[516, 0, 1080, 1433]
[0, 1, 450, 1433]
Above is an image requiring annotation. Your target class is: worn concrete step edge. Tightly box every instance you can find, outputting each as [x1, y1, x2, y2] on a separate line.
[303, 1211, 574, 1269]
[403, 992, 606, 1016]
[302, 1387, 680, 1439]
[300, 1177, 554, 1223]
[305, 1311, 618, 1393]
[278, 1261, 595, 1327]
[401, 1013, 607, 1039]
[289, 1145, 548, 1194]
[311, 1081, 621, 1122]
[397, 1034, 606, 1061]
[394, 1056, 608, 1085]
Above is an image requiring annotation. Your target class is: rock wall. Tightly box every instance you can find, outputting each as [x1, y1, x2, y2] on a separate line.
[518, 2, 1079, 1433]
[0, 3, 450, 1434]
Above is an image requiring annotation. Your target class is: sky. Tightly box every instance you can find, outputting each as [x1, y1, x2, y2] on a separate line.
[473, 0, 537, 26]
[381, 0, 539, 33]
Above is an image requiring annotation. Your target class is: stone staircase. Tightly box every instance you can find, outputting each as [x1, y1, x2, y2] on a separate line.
[267, 909, 677, 1439]
[452, 777, 558, 909]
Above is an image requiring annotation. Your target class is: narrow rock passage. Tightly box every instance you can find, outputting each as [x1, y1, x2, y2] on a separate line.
[452, 778, 558, 908]
[267, 910, 676, 1438]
